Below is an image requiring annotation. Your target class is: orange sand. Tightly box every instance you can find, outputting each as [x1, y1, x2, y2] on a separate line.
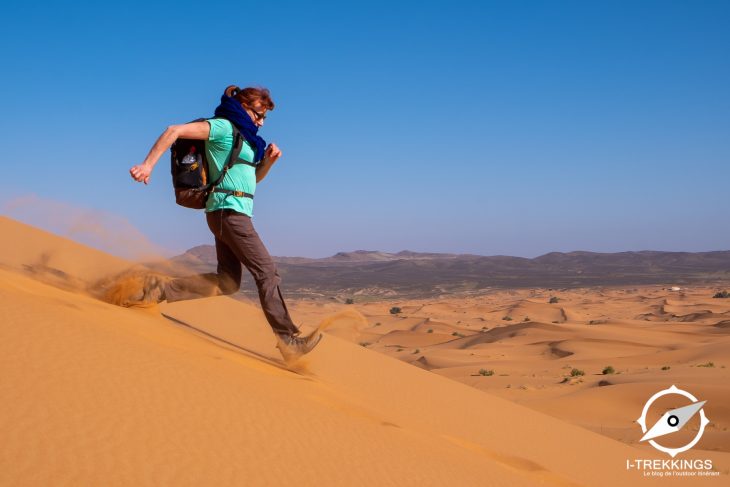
[290, 288, 730, 459]
[1, 215, 728, 485]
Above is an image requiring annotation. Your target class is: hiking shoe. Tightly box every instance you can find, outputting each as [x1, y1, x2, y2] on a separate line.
[100, 271, 171, 307]
[275, 331, 323, 361]
[140, 274, 170, 304]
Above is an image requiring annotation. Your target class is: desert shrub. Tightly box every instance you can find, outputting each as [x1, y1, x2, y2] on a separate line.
[712, 291, 729, 298]
[375, 322, 381, 326]
[345, 298, 354, 304]
[359, 342, 371, 347]
[661, 365, 671, 371]
[523, 316, 530, 322]
[452, 331, 465, 338]
[390, 307, 402, 314]
[427, 328, 433, 333]
[570, 368, 585, 377]
[602, 366, 615, 375]
[549, 296, 560, 304]
[478, 369, 495, 376]
[502, 316, 512, 321]
[413, 349, 420, 354]
[697, 361, 715, 368]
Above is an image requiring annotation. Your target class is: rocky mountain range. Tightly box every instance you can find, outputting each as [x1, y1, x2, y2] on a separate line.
[154, 247, 730, 300]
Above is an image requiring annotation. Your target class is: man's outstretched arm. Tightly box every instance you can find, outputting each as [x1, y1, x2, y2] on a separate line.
[130, 122, 210, 185]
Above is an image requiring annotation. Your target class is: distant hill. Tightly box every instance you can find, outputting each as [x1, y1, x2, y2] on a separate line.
[155, 247, 730, 300]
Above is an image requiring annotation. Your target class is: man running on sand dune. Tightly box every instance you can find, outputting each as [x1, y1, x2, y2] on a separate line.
[129, 85, 322, 361]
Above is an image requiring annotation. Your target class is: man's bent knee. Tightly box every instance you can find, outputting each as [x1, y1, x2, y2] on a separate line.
[253, 270, 281, 290]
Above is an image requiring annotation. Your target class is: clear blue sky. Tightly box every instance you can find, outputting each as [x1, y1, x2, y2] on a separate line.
[1, 0, 728, 258]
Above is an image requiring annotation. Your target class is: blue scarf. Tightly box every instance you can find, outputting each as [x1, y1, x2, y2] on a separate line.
[213, 95, 267, 163]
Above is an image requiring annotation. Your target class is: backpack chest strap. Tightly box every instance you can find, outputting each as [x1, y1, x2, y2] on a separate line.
[212, 188, 254, 199]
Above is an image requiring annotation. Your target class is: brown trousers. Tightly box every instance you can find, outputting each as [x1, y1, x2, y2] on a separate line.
[164, 209, 300, 337]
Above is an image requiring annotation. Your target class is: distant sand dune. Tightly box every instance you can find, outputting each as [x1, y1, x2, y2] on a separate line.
[290, 285, 730, 461]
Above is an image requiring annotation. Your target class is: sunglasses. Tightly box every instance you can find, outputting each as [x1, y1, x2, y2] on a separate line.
[250, 108, 267, 121]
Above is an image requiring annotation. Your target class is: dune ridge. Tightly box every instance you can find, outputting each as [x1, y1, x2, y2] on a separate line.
[2, 215, 728, 485]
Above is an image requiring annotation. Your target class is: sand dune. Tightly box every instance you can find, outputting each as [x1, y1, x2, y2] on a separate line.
[2, 216, 729, 485]
[290, 287, 730, 469]
[0, 216, 131, 285]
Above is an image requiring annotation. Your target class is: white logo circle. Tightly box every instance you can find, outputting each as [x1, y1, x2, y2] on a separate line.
[636, 385, 709, 458]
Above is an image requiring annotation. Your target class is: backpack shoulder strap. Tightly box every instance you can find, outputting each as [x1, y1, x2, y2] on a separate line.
[207, 125, 257, 190]
[229, 125, 248, 167]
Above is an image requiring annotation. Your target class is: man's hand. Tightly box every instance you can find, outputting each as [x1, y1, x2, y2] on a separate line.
[263, 143, 282, 164]
[130, 163, 153, 185]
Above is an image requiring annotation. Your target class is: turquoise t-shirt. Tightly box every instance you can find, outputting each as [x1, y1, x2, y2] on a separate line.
[204, 118, 257, 216]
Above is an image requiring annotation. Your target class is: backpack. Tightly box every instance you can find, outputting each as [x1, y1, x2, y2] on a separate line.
[170, 118, 256, 209]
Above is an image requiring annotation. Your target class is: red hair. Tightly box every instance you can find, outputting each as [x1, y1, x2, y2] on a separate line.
[224, 85, 275, 111]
